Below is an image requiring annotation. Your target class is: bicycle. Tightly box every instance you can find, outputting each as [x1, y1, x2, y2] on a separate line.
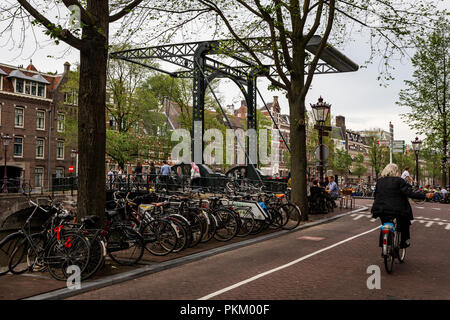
[380, 216, 406, 274]
[7, 194, 91, 280]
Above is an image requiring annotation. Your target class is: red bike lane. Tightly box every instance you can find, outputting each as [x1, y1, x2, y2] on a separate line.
[68, 201, 450, 300]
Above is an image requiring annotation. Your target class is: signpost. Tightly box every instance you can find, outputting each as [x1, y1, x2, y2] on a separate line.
[389, 122, 394, 164]
[392, 140, 405, 153]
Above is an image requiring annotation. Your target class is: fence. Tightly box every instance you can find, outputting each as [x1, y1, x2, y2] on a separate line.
[105, 173, 288, 194]
[1, 173, 287, 196]
[0, 176, 78, 196]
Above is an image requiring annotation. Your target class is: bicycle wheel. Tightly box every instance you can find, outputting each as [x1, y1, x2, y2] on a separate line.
[186, 212, 204, 247]
[8, 233, 46, 275]
[169, 219, 188, 253]
[212, 208, 239, 242]
[0, 232, 25, 275]
[141, 219, 177, 256]
[235, 208, 255, 237]
[280, 203, 302, 230]
[81, 231, 105, 280]
[383, 233, 394, 274]
[107, 226, 144, 265]
[169, 214, 192, 249]
[268, 209, 283, 230]
[26, 233, 48, 273]
[249, 218, 266, 235]
[45, 231, 91, 281]
[396, 231, 406, 263]
[200, 212, 216, 243]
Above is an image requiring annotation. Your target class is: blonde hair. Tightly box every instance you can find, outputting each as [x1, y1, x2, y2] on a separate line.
[381, 163, 400, 177]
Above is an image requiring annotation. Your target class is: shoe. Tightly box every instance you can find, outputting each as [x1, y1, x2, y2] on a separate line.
[400, 240, 410, 248]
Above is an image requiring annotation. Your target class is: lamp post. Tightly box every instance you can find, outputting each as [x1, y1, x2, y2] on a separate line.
[70, 149, 77, 195]
[2, 134, 12, 193]
[411, 137, 422, 186]
[311, 97, 331, 183]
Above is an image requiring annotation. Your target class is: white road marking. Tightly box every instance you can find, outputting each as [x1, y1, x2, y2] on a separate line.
[432, 208, 441, 211]
[353, 213, 450, 230]
[415, 207, 425, 209]
[198, 226, 380, 300]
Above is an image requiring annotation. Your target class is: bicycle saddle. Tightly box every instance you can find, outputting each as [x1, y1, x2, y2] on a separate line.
[152, 202, 165, 207]
[105, 210, 121, 219]
[81, 215, 100, 227]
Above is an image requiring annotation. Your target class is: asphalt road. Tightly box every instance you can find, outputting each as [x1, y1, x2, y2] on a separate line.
[68, 199, 450, 300]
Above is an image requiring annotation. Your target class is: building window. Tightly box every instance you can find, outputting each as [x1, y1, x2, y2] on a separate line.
[36, 139, 44, 159]
[56, 141, 64, 160]
[31, 82, 37, 96]
[36, 110, 45, 130]
[64, 91, 72, 104]
[25, 81, 31, 95]
[13, 137, 23, 157]
[64, 90, 78, 105]
[34, 167, 44, 187]
[55, 167, 64, 178]
[15, 107, 24, 127]
[15, 79, 24, 93]
[57, 113, 65, 132]
[37, 84, 45, 97]
[109, 115, 117, 130]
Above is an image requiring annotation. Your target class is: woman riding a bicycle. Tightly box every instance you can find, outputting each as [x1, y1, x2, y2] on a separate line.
[371, 163, 425, 249]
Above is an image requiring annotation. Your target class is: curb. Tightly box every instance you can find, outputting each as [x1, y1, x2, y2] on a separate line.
[24, 205, 369, 300]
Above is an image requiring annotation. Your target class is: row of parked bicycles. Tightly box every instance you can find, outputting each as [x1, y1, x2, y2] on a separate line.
[0, 188, 301, 281]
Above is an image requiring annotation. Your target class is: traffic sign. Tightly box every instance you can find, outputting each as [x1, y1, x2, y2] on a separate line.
[393, 140, 405, 153]
[378, 140, 390, 147]
[314, 145, 330, 161]
[68, 165, 74, 173]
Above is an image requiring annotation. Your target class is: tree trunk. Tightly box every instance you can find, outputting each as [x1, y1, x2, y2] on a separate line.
[288, 91, 308, 221]
[77, 1, 109, 224]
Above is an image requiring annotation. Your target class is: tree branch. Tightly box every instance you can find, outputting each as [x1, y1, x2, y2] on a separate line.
[61, 0, 94, 25]
[301, 0, 335, 99]
[109, 0, 144, 23]
[17, 0, 84, 50]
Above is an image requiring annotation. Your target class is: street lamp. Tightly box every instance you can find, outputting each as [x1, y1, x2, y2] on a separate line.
[70, 149, 77, 195]
[311, 96, 331, 183]
[2, 134, 12, 193]
[411, 137, 422, 185]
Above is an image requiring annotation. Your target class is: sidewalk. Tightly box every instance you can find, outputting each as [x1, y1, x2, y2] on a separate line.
[0, 204, 363, 300]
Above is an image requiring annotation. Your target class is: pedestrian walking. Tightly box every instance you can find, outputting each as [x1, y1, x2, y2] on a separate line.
[159, 161, 171, 189]
[148, 162, 156, 183]
[134, 161, 143, 184]
[190, 162, 201, 189]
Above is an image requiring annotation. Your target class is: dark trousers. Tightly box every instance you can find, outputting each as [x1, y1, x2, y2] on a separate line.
[191, 177, 201, 188]
[379, 216, 411, 245]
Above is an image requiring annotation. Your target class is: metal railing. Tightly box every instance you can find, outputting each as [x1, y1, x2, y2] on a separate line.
[105, 173, 288, 194]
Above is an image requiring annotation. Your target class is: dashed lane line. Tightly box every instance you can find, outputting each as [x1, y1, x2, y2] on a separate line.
[198, 226, 380, 300]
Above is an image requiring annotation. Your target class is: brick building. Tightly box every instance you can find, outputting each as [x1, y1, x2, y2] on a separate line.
[260, 96, 290, 176]
[0, 61, 74, 191]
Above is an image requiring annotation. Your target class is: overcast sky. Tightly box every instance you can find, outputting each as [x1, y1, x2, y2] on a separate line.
[0, 7, 431, 146]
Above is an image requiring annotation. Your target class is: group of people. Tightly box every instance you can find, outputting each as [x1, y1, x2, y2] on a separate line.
[400, 166, 449, 202]
[107, 161, 202, 188]
[307, 175, 339, 212]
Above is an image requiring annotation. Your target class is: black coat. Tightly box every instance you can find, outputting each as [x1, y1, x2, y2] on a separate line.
[371, 176, 425, 221]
